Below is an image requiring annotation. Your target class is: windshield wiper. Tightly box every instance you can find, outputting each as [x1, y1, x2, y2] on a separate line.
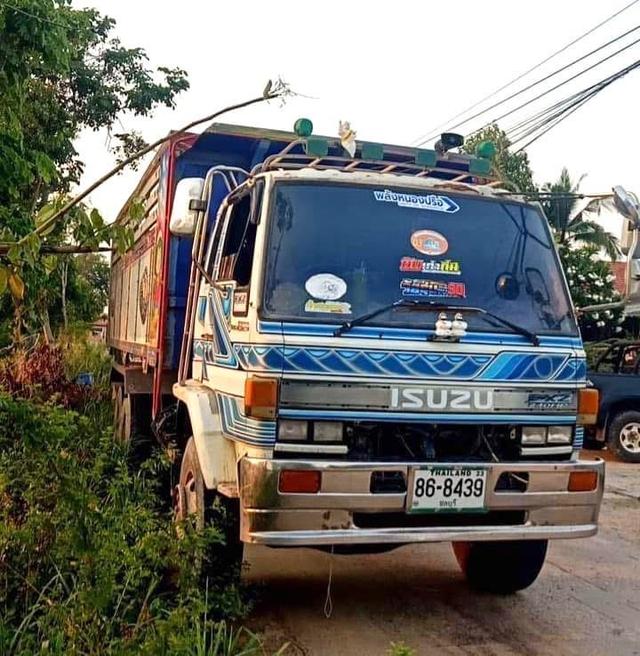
[334, 299, 540, 346]
[424, 303, 540, 346]
[333, 299, 436, 336]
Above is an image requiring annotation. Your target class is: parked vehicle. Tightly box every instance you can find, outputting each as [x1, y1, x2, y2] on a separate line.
[587, 339, 640, 462]
[108, 120, 604, 593]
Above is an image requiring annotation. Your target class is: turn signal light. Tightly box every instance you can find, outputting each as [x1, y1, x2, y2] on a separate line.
[568, 471, 598, 492]
[279, 470, 321, 494]
[577, 388, 599, 425]
[244, 377, 279, 419]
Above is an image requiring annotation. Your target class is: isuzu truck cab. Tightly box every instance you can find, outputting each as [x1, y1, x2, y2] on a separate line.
[108, 121, 603, 593]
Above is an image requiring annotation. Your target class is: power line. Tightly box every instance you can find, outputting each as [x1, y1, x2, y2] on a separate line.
[415, 24, 640, 147]
[466, 34, 640, 141]
[509, 58, 640, 151]
[507, 58, 640, 145]
[412, 0, 640, 146]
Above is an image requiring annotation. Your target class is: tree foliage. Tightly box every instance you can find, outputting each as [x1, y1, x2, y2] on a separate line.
[463, 124, 537, 193]
[561, 245, 624, 340]
[0, 0, 188, 332]
[541, 168, 620, 260]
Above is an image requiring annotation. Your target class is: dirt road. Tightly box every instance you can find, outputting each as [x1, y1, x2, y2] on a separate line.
[245, 451, 640, 656]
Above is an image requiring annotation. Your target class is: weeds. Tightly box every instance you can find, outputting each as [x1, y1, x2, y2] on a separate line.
[387, 643, 417, 656]
[0, 394, 276, 655]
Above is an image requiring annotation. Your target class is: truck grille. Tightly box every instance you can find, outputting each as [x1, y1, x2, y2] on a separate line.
[345, 422, 518, 462]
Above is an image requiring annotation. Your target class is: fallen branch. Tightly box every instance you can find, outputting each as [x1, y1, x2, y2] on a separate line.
[0, 80, 291, 257]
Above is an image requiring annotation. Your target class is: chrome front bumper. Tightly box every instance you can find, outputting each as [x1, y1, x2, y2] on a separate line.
[239, 457, 605, 546]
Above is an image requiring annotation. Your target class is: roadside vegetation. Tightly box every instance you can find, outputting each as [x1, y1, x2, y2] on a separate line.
[0, 336, 284, 655]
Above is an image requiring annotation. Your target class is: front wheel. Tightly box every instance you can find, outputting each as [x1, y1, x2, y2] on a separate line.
[173, 437, 243, 577]
[452, 539, 548, 594]
[607, 410, 640, 463]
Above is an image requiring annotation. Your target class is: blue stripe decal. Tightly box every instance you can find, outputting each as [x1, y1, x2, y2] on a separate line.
[216, 393, 276, 446]
[257, 321, 582, 348]
[574, 426, 585, 449]
[206, 291, 239, 369]
[278, 409, 577, 425]
[231, 345, 586, 383]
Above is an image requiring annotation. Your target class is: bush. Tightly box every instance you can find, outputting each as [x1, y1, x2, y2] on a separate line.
[58, 326, 112, 393]
[0, 394, 269, 655]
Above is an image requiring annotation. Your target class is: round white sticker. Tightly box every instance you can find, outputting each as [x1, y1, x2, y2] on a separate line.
[305, 273, 347, 301]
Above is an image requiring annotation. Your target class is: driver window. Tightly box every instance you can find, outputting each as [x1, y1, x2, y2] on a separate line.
[216, 194, 256, 286]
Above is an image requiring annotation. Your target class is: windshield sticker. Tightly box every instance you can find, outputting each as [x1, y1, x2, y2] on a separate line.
[410, 230, 449, 256]
[400, 257, 461, 276]
[373, 189, 459, 214]
[401, 278, 466, 299]
[305, 273, 347, 301]
[305, 299, 352, 315]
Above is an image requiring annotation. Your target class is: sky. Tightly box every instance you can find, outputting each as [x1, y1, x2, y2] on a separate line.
[73, 0, 640, 243]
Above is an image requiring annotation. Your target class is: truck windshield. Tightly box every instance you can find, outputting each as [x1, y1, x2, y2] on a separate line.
[262, 181, 577, 336]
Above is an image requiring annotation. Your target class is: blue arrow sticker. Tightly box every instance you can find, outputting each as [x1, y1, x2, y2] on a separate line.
[373, 189, 460, 213]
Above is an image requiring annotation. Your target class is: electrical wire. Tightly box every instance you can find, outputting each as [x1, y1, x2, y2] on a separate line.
[508, 58, 640, 151]
[467, 36, 640, 141]
[437, 28, 640, 144]
[412, 0, 640, 146]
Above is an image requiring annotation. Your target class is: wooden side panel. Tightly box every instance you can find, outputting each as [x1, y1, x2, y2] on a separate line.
[108, 149, 169, 365]
[126, 256, 140, 344]
[134, 245, 152, 346]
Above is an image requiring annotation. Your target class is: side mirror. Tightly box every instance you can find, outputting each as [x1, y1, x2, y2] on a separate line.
[169, 177, 205, 236]
[613, 186, 640, 227]
[495, 273, 520, 300]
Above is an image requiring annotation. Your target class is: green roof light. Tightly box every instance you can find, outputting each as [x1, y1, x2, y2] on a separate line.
[361, 142, 384, 160]
[415, 149, 437, 168]
[469, 157, 492, 176]
[475, 140, 497, 160]
[294, 118, 313, 138]
[304, 137, 329, 157]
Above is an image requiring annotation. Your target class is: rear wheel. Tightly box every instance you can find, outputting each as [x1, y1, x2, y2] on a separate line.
[607, 410, 640, 463]
[452, 539, 548, 594]
[173, 437, 243, 577]
[111, 383, 152, 458]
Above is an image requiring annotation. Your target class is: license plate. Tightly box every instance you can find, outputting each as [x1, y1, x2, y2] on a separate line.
[409, 467, 487, 513]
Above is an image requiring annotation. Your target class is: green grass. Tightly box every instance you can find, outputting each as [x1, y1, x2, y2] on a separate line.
[0, 392, 282, 655]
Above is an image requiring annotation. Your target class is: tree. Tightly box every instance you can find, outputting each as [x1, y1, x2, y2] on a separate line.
[561, 245, 624, 340]
[0, 0, 189, 336]
[541, 168, 620, 260]
[463, 124, 537, 193]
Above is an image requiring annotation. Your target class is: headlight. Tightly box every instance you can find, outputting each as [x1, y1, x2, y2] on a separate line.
[521, 426, 547, 445]
[547, 425, 573, 444]
[278, 420, 308, 441]
[313, 421, 343, 442]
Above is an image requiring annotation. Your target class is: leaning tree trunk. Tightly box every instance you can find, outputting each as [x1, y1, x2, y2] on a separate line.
[60, 258, 69, 329]
[41, 307, 54, 343]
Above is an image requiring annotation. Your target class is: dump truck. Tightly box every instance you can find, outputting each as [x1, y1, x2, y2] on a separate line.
[108, 121, 604, 593]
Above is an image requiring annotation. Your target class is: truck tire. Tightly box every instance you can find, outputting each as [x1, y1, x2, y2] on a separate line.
[452, 539, 548, 594]
[112, 383, 152, 453]
[607, 410, 640, 463]
[173, 437, 243, 578]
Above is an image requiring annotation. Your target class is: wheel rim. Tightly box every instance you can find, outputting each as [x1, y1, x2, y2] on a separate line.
[183, 471, 199, 515]
[619, 422, 640, 453]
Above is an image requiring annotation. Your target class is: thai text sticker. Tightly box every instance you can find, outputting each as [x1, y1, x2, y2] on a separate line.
[399, 257, 461, 275]
[305, 300, 352, 314]
[401, 278, 466, 299]
[373, 189, 459, 213]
